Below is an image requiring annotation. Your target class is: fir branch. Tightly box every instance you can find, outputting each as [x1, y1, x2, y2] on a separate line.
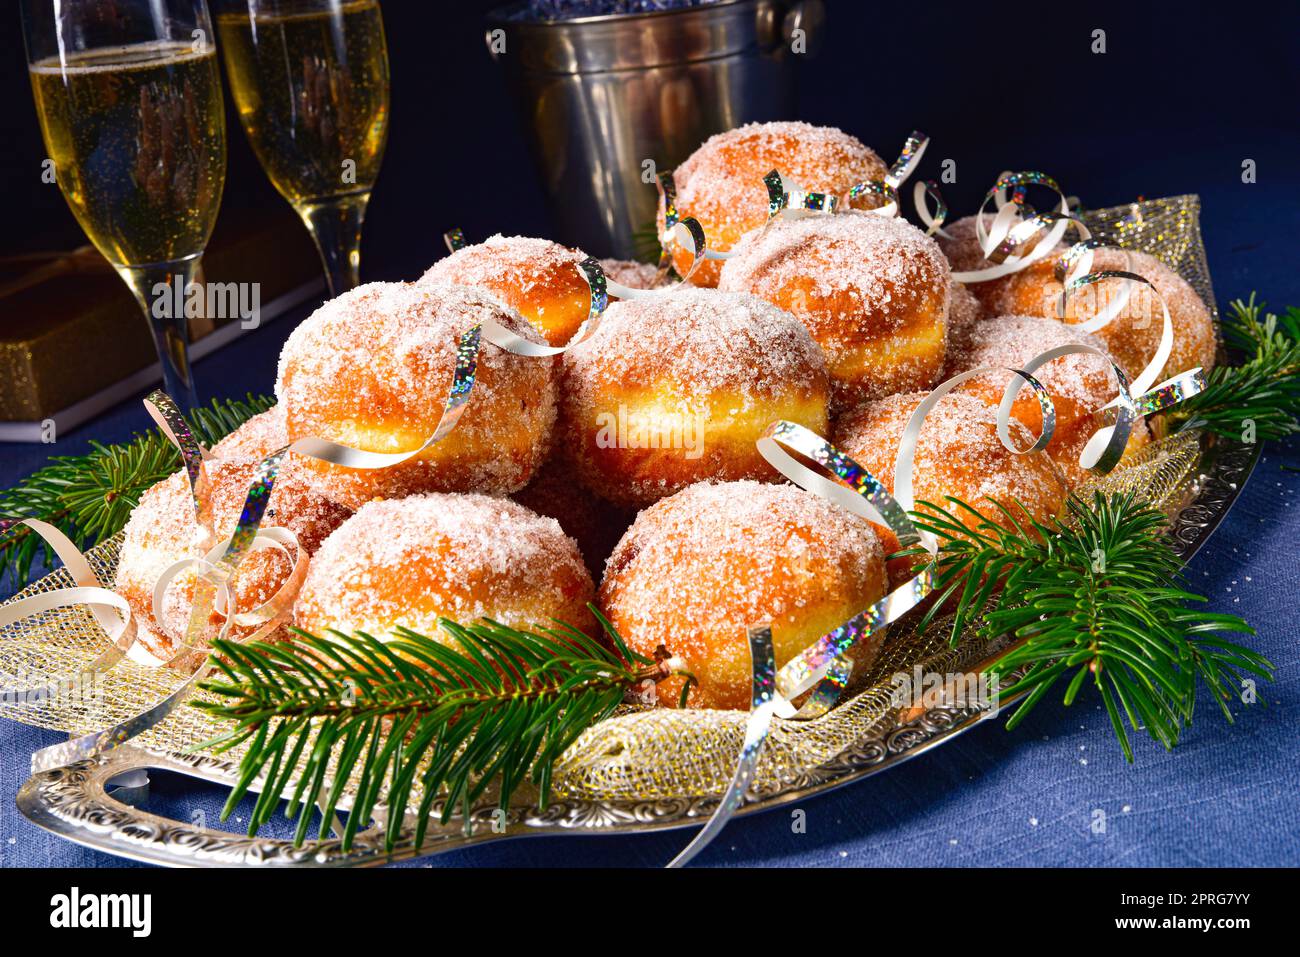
[1164, 295, 1300, 441]
[191, 613, 675, 852]
[910, 492, 1273, 761]
[194, 492, 1272, 852]
[0, 394, 273, 589]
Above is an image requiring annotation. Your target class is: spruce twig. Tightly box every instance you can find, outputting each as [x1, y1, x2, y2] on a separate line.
[1164, 295, 1300, 441]
[907, 491, 1273, 760]
[191, 613, 679, 852]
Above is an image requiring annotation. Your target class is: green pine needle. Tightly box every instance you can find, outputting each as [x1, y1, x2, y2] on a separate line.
[1164, 295, 1300, 441]
[192, 490, 1274, 853]
[909, 491, 1273, 761]
[0, 394, 274, 588]
[190, 612, 664, 852]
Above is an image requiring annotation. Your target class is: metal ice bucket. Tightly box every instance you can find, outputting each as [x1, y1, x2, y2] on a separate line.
[486, 0, 823, 258]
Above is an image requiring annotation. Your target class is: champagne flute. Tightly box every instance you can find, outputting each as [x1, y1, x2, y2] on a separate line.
[22, 0, 227, 412]
[215, 0, 390, 296]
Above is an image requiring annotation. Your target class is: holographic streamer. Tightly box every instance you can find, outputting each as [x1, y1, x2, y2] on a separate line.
[789, 654, 853, 720]
[668, 625, 784, 869]
[914, 179, 949, 236]
[143, 390, 210, 521]
[1132, 368, 1208, 416]
[845, 178, 900, 215]
[953, 171, 1076, 284]
[578, 256, 609, 318]
[885, 130, 930, 188]
[443, 227, 467, 253]
[673, 423, 946, 866]
[757, 420, 917, 543]
[777, 566, 937, 701]
[31, 527, 306, 774]
[1059, 268, 1172, 398]
[842, 131, 931, 219]
[765, 169, 838, 219]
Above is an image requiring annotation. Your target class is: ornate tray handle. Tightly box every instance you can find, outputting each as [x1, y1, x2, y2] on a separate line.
[18, 686, 1010, 867]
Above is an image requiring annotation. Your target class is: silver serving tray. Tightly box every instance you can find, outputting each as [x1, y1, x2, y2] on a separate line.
[15, 433, 1261, 867]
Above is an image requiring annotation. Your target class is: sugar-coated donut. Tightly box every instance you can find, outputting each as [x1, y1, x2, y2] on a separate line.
[293, 493, 596, 642]
[662, 121, 888, 287]
[833, 391, 1068, 543]
[600, 480, 887, 711]
[512, 458, 634, 579]
[420, 235, 590, 346]
[944, 314, 1147, 488]
[719, 211, 951, 410]
[276, 282, 557, 509]
[978, 247, 1217, 383]
[598, 258, 673, 297]
[946, 280, 985, 346]
[209, 404, 286, 461]
[114, 458, 351, 665]
[560, 287, 829, 508]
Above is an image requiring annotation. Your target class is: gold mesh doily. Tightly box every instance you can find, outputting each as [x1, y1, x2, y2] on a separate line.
[0, 195, 1217, 806]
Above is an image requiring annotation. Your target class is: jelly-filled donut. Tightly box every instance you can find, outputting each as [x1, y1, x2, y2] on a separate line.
[978, 247, 1217, 383]
[560, 287, 829, 508]
[114, 458, 350, 666]
[600, 480, 888, 711]
[662, 121, 888, 287]
[276, 281, 557, 509]
[293, 493, 596, 641]
[719, 210, 950, 410]
[421, 235, 591, 346]
[833, 391, 1068, 543]
[944, 314, 1149, 487]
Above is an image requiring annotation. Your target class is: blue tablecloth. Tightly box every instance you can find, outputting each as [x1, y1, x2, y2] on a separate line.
[1, 177, 1297, 868]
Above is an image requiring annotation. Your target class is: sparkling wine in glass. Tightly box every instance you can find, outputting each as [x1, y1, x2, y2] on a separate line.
[22, 0, 228, 411]
[216, 0, 390, 295]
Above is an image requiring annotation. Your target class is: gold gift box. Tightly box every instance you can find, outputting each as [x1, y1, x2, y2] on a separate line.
[0, 207, 321, 422]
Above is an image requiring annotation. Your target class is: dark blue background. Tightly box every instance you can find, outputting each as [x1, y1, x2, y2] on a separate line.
[1, 0, 1297, 866]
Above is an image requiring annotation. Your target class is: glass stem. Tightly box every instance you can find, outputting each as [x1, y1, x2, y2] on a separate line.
[296, 192, 370, 297]
[116, 254, 204, 412]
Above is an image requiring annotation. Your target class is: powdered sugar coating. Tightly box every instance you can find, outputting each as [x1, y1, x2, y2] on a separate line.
[663, 121, 888, 286]
[600, 480, 887, 710]
[114, 459, 351, 664]
[420, 235, 590, 345]
[209, 405, 287, 461]
[560, 287, 830, 507]
[718, 210, 950, 409]
[946, 280, 984, 345]
[834, 391, 1067, 532]
[946, 313, 1116, 417]
[276, 281, 557, 508]
[294, 492, 595, 641]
